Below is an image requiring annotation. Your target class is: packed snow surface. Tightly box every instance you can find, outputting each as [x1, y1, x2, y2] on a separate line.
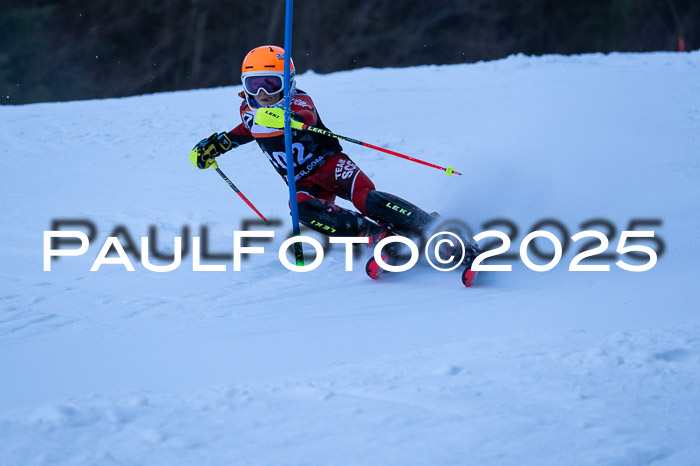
[1, 51, 699, 465]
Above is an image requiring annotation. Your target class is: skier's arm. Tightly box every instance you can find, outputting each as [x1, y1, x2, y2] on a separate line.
[225, 123, 255, 146]
[290, 95, 318, 126]
[292, 107, 317, 126]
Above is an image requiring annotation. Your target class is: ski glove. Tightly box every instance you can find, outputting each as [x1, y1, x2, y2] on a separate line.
[189, 132, 237, 169]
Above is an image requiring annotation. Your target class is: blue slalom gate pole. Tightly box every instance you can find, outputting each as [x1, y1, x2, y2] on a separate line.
[283, 0, 304, 266]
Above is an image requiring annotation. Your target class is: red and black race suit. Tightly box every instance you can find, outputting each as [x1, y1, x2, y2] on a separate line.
[224, 89, 342, 184]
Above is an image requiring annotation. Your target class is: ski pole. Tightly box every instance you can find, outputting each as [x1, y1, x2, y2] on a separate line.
[211, 161, 268, 224]
[254, 108, 462, 177]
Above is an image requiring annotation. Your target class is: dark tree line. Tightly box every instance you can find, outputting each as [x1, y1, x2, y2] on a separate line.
[1, 0, 697, 105]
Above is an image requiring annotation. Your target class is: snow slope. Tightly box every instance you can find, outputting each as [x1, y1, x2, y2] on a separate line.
[1, 51, 699, 465]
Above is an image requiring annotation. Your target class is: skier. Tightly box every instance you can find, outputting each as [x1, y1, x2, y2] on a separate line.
[189, 45, 478, 281]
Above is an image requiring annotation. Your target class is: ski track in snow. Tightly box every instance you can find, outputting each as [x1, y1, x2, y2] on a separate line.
[1, 51, 699, 465]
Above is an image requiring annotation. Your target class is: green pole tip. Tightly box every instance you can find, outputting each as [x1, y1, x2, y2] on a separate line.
[446, 166, 454, 177]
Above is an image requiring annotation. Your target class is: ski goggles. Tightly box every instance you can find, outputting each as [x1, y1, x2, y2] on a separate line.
[242, 73, 284, 96]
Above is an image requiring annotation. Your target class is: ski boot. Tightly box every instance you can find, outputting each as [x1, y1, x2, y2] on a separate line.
[437, 237, 483, 287]
[359, 219, 396, 280]
[461, 243, 482, 287]
[365, 236, 403, 280]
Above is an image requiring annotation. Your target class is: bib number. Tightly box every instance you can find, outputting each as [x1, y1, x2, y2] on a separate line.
[264, 142, 312, 171]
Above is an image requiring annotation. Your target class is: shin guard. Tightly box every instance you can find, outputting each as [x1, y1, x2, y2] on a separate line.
[297, 199, 365, 236]
[364, 191, 435, 236]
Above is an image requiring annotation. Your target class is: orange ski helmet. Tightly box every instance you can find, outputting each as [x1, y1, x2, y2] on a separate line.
[241, 45, 296, 108]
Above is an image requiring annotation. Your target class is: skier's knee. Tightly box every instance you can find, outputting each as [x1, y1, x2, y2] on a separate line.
[350, 172, 376, 216]
[294, 190, 315, 206]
